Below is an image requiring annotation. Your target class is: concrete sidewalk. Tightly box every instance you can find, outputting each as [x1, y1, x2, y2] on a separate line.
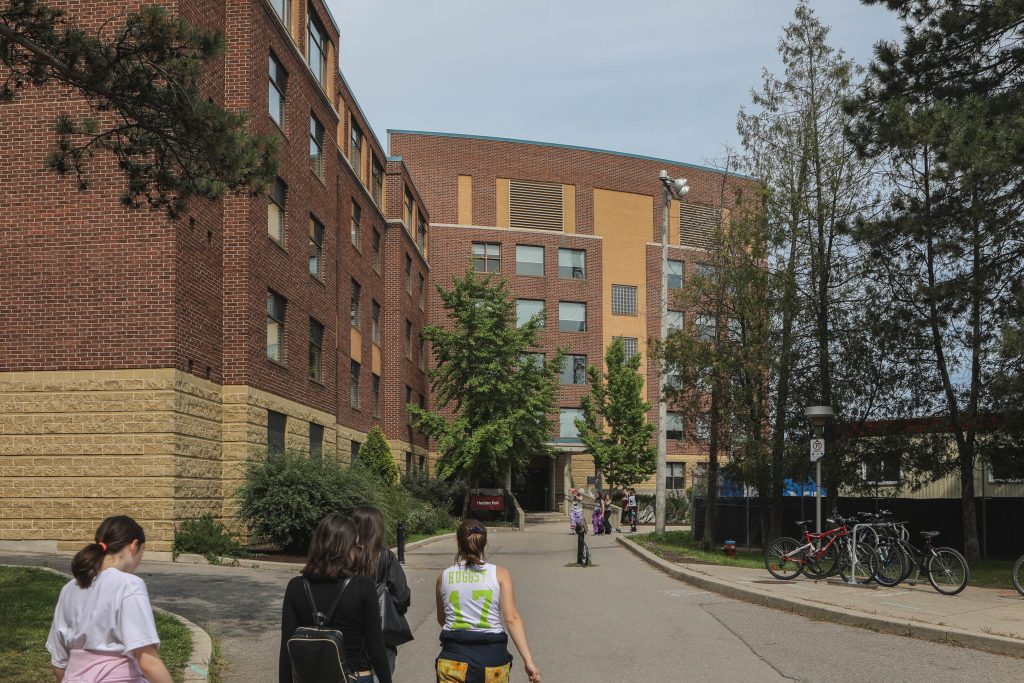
[620, 536, 1024, 658]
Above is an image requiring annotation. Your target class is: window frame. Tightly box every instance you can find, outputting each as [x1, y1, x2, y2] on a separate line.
[371, 157, 384, 206]
[350, 123, 363, 181]
[268, 409, 286, 453]
[405, 255, 413, 294]
[269, 0, 290, 30]
[268, 52, 287, 129]
[560, 354, 587, 385]
[266, 290, 286, 363]
[666, 462, 685, 491]
[558, 248, 586, 279]
[666, 411, 684, 440]
[371, 300, 380, 344]
[309, 113, 324, 178]
[350, 279, 361, 328]
[515, 244, 545, 277]
[559, 408, 584, 439]
[472, 242, 501, 273]
[371, 373, 381, 418]
[861, 459, 901, 486]
[558, 301, 587, 333]
[308, 214, 324, 278]
[268, 177, 287, 245]
[668, 260, 683, 290]
[516, 299, 545, 328]
[350, 201, 361, 249]
[309, 422, 324, 457]
[306, 6, 329, 87]
[308, 317, 323, 382]
[372, 229, 381, 273]
[613, 336, 639, 361]
[404, 319, 413, 359]
[350, 359, 360, 409]
[611, 284, 638, 316]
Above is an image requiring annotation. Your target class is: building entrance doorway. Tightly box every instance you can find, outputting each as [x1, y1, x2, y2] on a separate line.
[513, 458, 551, 511]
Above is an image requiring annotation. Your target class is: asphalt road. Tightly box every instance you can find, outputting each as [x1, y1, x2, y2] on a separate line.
[4, 525, 1022, 682]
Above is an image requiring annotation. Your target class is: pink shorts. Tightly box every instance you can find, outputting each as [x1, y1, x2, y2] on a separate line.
[62, 649, 144, 683]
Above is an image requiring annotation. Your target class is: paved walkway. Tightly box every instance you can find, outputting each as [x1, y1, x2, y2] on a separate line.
[4, 525, 1023, 681]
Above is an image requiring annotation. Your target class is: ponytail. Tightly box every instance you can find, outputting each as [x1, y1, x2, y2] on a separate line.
[71, 515, 146, 588]
[455, 519, 488, 567]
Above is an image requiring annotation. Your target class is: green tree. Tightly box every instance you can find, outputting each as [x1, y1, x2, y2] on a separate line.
[355, 426, 399, 488]
[409, 268, 563, 498]
[0, 1, 277, 214]
[576, 338, 656, 493]
[845, 0, 1024, 564]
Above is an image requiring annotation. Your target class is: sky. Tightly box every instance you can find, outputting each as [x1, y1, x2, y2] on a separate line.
[325, 0, 903, 170]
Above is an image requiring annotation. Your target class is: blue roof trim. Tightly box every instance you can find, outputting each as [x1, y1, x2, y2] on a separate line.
[386, 155, 403, 162]
[387, 129, 755, 181]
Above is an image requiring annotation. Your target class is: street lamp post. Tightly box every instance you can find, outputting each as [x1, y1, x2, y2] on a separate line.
[656, 170, 689, 534]
[804, 405, 834, 534]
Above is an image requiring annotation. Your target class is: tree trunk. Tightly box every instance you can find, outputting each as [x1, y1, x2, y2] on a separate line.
[702, 389, 721, 550]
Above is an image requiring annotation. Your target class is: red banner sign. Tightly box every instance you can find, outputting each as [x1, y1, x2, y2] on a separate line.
[469, 495, 505, 511]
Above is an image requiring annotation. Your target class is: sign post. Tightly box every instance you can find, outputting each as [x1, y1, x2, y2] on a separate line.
[804, 406, 834, 535]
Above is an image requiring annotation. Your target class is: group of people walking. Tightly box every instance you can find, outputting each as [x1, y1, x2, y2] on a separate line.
[46, 513, 541, 683]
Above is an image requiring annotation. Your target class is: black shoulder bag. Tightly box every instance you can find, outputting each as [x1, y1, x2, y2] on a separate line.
[377, 550, 414, 647]
[287, 578, 354, 683]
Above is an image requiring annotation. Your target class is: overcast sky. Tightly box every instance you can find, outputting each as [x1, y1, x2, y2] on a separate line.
[325, 1, 902, 170]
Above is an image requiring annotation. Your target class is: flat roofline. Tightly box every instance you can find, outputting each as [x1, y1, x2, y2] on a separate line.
[387, 129, 756, 181]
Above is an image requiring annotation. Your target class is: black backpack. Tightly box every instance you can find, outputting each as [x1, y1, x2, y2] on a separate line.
[287, 578, 354, 683]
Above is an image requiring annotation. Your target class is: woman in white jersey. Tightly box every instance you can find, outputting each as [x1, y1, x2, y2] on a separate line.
[435, 519, 541, 683]
[46, 515, 172, 683]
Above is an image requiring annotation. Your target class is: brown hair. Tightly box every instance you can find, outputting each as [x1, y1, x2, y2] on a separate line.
[352, 506, 385, 578]
[71, 515, 146, 588]
[455, 519, 488, 567]
[303, 513, 358, 581]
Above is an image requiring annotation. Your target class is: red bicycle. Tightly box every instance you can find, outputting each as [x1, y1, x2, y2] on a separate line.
[765, 517, 859, 580]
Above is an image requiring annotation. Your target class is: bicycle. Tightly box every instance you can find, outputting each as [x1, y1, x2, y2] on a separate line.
[1013, 554, 1024, 596]
[880, 525, 969, 595]
[765, 518, 845, 580]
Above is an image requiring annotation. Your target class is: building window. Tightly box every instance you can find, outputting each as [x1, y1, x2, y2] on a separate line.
[472, 242, 500, 273]
[350, 360, 360, 408]
[558, 248, 585, 279]
[695, 263, 718, 283]
[696, 314, 716, 343]
[862, 459, 901, 485]
[309, 422, 324, 457]
[668, 260, 683, 290]
[371, 374, 381, 418]
[372, 229, 381, 273]
[418, 334, 426, 371]
[666, 412, 684, 440]
[267, 410, 286, 453]
[270, 0, 290, 28]
[611, 284, 637, 316]
[667, 462, 685, 490]
[268, 53, 286, 128]
[417, 212, 427, 251]
[309, 214, 323, 278]
[560, 355, 587, 385]
[306, 6, 328, 87]
[268, 177, 286, 245]
[405, 320, 412, 358]
[308, 318, 323, 382]
[418, 454, 426, 473]
[418, 273, 425, 310]
[516, 245, 544, 277]
[267, 290, 285, 362]
[559, 408, 583, 439]
[351, 440, 361, 462]
[405, 255, 413, 294]
[349, 201, 361, 249]
[405, 386, 413, 424]
[371, 157, 383, 206]
[350, 123, 363, 181]
[520, 352, 545, 369]
[516, 299, 545, 328]
[309, 113, 324, 177]
[371, 300, 380, 344]
[350, 280, 361, 327]
[404, 190, 414, 228]
[613, 336, 639, 361]
[667, 311, 684, 332]
[405, 451, 413, 473]
[559, 302, 586, 332]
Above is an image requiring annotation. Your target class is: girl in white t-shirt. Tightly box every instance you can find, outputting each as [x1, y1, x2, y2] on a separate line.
[434, 520, 540, 683]
[46, 515, 172, 683]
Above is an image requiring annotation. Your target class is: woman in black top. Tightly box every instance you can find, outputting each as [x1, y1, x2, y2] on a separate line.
[353, 506, 412, 675]
[279, 513, 392, 683]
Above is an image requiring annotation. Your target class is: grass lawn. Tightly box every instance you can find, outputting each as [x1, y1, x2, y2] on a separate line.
[965, 558, 1018, 591]
[0, 566, 192, 683]
[635, 531, 766, 570]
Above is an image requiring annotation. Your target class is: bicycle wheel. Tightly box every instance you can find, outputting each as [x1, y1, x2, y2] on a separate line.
[873, 540, 908, 587]
[802, 541, 839, 579]
[1013, 555, 1024, 597]
[765, 537, 803, 580]
[838, 543, 878, 584]
[926, 547, 969, 595]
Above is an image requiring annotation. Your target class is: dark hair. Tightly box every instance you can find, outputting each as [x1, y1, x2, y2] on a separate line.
[71, 515, 146, 588]
[303, 513, 358, 581]
[455, 519, 487, 567]
[352, 506, 385, 578]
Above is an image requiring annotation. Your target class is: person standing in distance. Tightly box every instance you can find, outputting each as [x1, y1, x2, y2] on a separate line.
[46, 515, 173, 683]
[435, 520, 541, 682]
[628, 488, 638, 533]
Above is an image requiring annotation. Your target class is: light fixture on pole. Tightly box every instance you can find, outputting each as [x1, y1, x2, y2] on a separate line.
[804, 405, 834, 534]
[655, 170, 689, 534]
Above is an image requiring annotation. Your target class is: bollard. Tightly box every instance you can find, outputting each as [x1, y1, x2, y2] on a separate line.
[397, 521, 406, 565]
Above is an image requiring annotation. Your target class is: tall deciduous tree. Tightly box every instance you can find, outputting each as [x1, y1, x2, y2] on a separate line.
[846, 0, 1024, 564]
[576, 337, 656, 493]
[409, 269, 563, 496]
[0, 1, 277, 214]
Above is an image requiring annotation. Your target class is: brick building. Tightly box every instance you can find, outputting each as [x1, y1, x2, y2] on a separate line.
[0, 0, 430, 552]
[389, 130, 754, 511]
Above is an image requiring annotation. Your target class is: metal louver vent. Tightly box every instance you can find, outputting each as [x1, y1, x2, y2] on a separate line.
[510, 179, 563, 231]
[680, 203, 721, 250]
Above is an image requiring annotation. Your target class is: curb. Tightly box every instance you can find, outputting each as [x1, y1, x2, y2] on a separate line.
[1, 563, 213, 680]
[616, 537, 1024, 659]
